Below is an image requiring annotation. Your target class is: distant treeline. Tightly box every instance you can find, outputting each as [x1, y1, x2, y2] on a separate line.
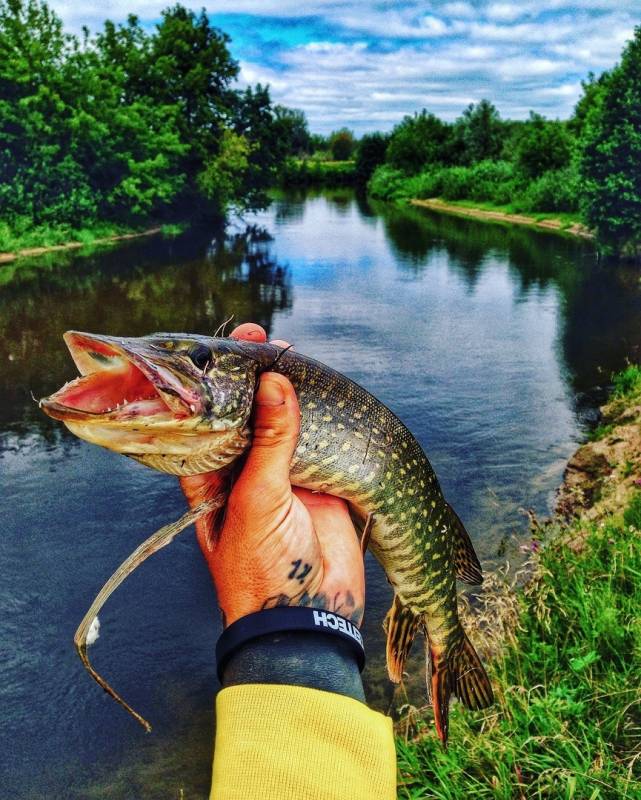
[3, 1, 641, 258]
[360, 28, 641, 257]
[285, 28, 641, 258]
[0, 0, 308, 247]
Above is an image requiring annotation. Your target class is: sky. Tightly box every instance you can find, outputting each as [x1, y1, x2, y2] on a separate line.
[49, 1, 639, 134]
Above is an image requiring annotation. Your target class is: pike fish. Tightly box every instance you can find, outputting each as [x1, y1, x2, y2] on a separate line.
[41, 330, 493, 743]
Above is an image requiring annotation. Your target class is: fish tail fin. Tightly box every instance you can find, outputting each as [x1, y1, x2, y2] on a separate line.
[384, 595, 420, 683]
[446, 502, 483, 585]
[427, 629, 494, 746]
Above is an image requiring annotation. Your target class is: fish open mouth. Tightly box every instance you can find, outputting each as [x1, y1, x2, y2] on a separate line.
[41, 332, 194, 425]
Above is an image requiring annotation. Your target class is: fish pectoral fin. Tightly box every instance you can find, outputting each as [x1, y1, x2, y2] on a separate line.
[447, 502, 483, 585]
[384, 595, 420, 683]
[427, 631, 494, 746]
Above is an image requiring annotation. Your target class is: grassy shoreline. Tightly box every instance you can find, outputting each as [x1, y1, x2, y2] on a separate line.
[396, 366, 641, 798]
[410, 198, 593, 240]
[0, 222, 186, 265]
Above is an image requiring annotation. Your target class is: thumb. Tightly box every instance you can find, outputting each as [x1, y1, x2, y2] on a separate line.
[233, 372, 300, 502]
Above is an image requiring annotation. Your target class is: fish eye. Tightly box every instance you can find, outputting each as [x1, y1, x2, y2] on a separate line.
[187, 344, 212, 370]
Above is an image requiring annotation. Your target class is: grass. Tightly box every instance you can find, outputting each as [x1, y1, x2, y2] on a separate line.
[613, 365, 641, 401]
[0, 218, 136, 252]
[432, 198, 583, 228]
[589, 422, 616, 442]
[0, 216, 189, 254]
[367, 162, 586, 231]
[396, 499, 641, 798]
[160, 222, 187, 237]
[280, 157, 356, 186]
[397, 365, 641, 798]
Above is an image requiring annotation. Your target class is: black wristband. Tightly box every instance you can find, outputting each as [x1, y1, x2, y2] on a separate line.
[216, 607, 365, 682]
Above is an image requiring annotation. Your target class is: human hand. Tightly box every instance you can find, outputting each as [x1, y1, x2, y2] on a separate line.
[180, 323, 365, 629]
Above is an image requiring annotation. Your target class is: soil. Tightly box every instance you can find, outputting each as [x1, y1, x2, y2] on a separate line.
[410, 198, 593, 240]
[556, 395, 641, 519]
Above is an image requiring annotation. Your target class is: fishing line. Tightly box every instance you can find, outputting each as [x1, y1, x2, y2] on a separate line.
[74, 495, 225, 732]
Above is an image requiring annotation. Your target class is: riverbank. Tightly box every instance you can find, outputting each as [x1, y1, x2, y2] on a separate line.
[396, 366, 641, 798]
[0, 223, 184, 265]
[410, 198, 593, 240]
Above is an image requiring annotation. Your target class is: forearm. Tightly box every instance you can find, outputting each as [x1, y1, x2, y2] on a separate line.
[210, 633, 396, 800]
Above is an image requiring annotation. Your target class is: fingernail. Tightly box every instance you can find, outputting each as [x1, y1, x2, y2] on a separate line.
[256, 376, 285, 406]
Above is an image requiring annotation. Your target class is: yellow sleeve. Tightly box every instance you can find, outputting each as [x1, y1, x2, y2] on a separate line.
[210, 684, 397, 800]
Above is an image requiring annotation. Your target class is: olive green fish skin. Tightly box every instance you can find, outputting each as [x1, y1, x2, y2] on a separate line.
[273, 350, 461, 653]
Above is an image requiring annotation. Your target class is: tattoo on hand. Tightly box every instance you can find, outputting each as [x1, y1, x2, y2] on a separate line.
[261, 585, 362, 625]
[288, 559, 312, 584]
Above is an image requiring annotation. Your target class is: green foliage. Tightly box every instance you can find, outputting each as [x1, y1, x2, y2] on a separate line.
[367, 165, 410, 200]
[623, 492, 641, 529]
[369, 161, 520, 206]
[354, 132, 389, 185]
[197, 129, 252, 211]
[328, 127, 355, 161]
[580, 27, 641, 256]
[588, 422, 615, 442]
[0, 0, 298, 243]
[457, 99, 505, 164]
[273, 106, 311, 156]
[570, 71, 611, 138]
[512, 166, 580, 213]
[513, 113, 573, 179]
[386, 111, 452, 174]
[612, 364, 641, 399]
[280, 158, 355, 187]
[397, 500, 641, 799]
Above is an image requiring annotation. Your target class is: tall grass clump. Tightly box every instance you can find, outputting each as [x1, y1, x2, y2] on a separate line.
[612, 365, 641, 400]
[396, 495, 641, 799]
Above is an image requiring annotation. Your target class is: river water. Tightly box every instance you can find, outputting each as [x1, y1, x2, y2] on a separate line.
[2, 189, 641, 798]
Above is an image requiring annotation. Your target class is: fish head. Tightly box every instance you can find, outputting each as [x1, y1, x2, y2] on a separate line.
[40, 331, 282, 474]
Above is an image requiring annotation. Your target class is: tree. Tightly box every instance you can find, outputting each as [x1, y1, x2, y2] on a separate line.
[386, 111, 451, 174]
[233, 84, 290, 209]
[580, 27, 641, 255]
[569, 71, 610, 138]
[274, 106, 311, 155]
[198, 129, 252, 212]
[513, 113, 572, 179]
[354, 132, 389, 184]
[457, 99, 504, 164]
[329, 128, 355, 161]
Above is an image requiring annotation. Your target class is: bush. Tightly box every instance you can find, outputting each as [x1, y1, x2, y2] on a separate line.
[367, 165, 408, 200]
[513, 167, 580, 213]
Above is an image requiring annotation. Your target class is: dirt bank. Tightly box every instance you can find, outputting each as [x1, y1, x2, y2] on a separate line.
[557, 391, 641, 521]
[410, 198, 594, 240]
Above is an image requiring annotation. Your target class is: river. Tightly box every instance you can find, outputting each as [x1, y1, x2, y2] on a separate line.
[2, 188, 641, 798]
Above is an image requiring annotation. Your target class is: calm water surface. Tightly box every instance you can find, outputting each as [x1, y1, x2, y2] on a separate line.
[2, 189, 641, 798]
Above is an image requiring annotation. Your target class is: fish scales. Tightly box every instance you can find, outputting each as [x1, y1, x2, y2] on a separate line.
[273, 352, 452, 618]
[41, 331, 493, 743]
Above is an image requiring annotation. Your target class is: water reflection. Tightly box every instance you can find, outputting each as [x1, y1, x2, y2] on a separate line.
[0, 225, 291, 438]
[2, 190, 641, 800]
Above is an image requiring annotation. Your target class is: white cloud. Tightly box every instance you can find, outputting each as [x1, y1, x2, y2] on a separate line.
[46, 0, 639, 133]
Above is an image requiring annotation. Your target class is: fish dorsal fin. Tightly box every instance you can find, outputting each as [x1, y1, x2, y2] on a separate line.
[384, 594, 420, 683]
[446, 502, 483, 585]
